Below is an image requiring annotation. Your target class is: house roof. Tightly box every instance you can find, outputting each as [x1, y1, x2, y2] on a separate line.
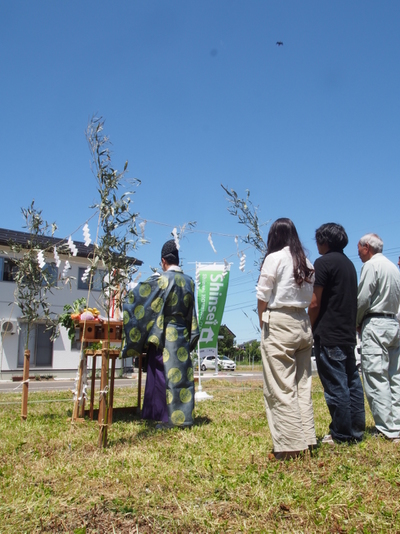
[237, 338, 258, 349]
[221, 324, 236, 339]
[0, 228, 142, 265]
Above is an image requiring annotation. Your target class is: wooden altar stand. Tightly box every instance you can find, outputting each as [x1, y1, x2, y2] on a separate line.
[83, 350, 146, 424]
[71, 320, 145, 425]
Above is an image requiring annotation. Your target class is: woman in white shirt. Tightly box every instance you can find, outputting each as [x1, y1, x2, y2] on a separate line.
[256, 218, 317, 460]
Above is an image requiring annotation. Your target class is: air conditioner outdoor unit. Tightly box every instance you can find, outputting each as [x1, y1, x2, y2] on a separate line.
[1, 320, 18, 335]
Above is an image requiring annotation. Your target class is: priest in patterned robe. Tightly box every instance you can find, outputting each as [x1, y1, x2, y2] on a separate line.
[123, 240, 199, 428]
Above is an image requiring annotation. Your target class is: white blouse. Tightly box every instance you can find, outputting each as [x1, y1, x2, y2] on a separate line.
[256, 246, 314, 309]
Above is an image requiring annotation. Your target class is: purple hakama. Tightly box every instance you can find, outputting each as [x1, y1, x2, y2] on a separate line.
[141, 344, 168, 423]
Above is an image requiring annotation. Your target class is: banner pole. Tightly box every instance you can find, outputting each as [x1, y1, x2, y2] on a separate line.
[195, 261, 213, 401]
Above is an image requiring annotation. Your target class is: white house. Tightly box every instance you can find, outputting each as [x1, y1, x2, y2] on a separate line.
[0, 228, 142, 380]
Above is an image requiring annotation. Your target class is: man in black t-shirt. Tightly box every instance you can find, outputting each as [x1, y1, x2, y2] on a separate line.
[309, 223, 365, 444]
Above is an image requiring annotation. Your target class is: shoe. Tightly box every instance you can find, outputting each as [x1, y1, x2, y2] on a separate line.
[321, 434, 335, 445]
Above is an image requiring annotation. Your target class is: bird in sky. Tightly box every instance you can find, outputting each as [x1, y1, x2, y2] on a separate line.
[276, 41, 283, 46]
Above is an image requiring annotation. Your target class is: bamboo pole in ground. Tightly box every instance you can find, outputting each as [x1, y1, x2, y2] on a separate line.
[89, 354, 97, 420]
[21, 349, 30, 421]
[72, 354, 85, 422]
[98, 341, 109, 448]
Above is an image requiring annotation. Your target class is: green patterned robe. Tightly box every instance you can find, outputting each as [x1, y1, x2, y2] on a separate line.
[123, 269, 199, 427]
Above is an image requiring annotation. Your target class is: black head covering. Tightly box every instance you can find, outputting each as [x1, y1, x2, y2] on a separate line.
[161, 239, 179, 265]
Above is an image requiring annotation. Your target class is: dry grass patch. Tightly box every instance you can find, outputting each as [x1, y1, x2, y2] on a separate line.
[0, 379, 399, 532]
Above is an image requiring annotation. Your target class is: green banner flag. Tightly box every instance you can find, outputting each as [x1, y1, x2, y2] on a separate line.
[196, 264, 230, 355]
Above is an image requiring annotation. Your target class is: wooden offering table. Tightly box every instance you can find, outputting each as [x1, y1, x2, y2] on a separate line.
[71, 320, 145, 427]
[83, 345, 121, 423]
[72, 320, 122, 424]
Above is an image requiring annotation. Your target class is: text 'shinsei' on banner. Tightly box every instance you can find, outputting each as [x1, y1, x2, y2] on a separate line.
[196, 263, 230, 357]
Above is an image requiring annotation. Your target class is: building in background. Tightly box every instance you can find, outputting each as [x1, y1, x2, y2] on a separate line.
[0, 228, 141, 380]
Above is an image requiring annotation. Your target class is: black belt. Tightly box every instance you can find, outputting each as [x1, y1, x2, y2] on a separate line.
[364, 313, 396, 320]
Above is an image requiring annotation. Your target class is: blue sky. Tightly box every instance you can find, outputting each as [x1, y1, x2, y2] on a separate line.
[1, 1, 400, 343]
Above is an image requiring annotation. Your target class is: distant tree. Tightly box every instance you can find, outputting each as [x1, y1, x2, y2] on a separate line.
[218, 324, 236, 357]
[247, 339, 261, 363]
[235, 347, 246, 363]
[238, 339, 261, 364]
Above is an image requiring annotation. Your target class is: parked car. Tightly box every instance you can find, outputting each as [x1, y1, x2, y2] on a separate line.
[200, 355, 218, 371]
[200, 355, 236, 372]
[218, 355, 236, 371]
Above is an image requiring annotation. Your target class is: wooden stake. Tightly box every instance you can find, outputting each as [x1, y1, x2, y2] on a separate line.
[21, 349, 30, 421]
[108, 354, 117, 425]
[98, 341, 109, 447]
[89, 354, 97, 420]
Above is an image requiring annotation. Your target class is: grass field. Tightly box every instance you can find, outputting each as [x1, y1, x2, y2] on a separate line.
[0, 378, 399, 533]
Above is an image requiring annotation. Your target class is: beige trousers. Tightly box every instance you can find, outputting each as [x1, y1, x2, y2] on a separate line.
[261, 307, 317, 453]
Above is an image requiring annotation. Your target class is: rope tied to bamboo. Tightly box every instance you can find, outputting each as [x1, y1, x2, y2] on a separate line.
[98, 385, 109, 403]
[13, 379, 30, 390]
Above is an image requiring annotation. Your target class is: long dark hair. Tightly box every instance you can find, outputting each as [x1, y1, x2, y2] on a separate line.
[262, 218, 314, 286]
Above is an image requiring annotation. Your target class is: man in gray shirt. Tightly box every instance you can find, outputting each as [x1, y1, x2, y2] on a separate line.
[357, 233, 400, 441]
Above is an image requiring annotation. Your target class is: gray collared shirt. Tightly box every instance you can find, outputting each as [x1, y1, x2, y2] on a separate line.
[357, 253, 400, 327]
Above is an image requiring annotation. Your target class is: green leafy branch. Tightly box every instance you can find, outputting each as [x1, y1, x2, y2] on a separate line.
[7, 201, 59, 348]
[86, 116, 142, 313]
[221, 185, 269, 266]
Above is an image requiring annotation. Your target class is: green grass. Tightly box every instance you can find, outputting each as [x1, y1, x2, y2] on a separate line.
[0, 378, 399, 533]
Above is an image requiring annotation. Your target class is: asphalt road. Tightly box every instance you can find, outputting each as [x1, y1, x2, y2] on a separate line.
[0, 370, 263, 393]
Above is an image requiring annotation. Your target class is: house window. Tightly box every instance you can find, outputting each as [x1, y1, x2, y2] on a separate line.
[0, 257, 58, 285]
[0, 257, 18, 281]
[42, 263, 58, 286]
[18, 323, 53, 368]
[77, 268, 105, 291]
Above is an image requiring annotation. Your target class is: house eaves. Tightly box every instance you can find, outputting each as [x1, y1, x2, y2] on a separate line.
[0, 228, 143, 266]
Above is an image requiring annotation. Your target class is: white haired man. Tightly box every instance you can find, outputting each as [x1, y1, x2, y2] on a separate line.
[357, 233, 400, 442]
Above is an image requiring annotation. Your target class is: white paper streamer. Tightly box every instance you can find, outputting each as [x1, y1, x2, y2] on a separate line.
[53, 247, 61, 268]
[67, 236, 78, 256]
[72, 370, 79, 402]
[37, 250, 46, 269]
[172, 227, 180, 250]
[62, 260, 71, 279]
[223, 259, 230, 278]
[208, 233, 217, 254]
[139, 221, 146, 239]
[83, 223, 91, 246]
[239, 252, 246, 272]
[79, 384, 88, 403]
[81, 265, 91, 282]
